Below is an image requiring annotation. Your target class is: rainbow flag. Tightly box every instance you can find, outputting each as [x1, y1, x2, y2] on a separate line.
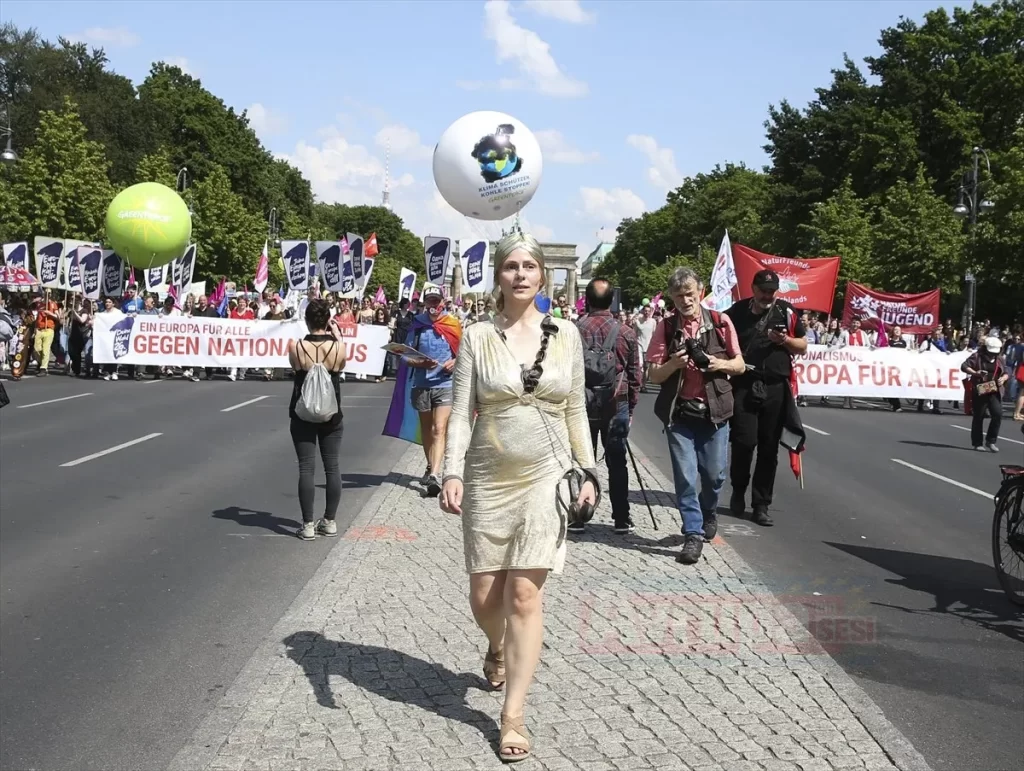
[382, 313, 462, 445]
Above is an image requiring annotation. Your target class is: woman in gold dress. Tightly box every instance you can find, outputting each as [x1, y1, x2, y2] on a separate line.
[440, 232, 597, 763]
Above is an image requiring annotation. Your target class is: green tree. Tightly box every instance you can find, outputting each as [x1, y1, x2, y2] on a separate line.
[190, 164, 265, 283]
[311, 203, 423, 297]
[799, 176, 874, 286]
[135, 146, 178, 189]
[869, 166, 966, 293]
[0, 96, 115, 241]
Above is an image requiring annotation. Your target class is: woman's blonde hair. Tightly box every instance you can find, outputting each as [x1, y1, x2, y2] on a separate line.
[492, 231, 547, 312]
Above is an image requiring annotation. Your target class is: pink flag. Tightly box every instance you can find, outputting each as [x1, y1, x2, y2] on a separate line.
[339, 236, 350, 254]
[128, 267, 137, 287]
[576, 296, 586, 313]
[874, 321, 889, 348]
[651, 292, 662, 308]
[254, 240, 269, 293]
[373, 285, 386, 305]
[168, 283, 180, 309]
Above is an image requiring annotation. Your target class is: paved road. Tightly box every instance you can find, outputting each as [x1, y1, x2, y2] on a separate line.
[629, 395, 1024, 771]
[0, 373, 406, 771]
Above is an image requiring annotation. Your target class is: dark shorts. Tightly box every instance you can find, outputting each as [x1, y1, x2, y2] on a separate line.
[412, 386, 453, 412]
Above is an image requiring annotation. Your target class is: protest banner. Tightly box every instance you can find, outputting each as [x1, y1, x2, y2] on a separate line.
[842, 282, 941, 335]
[92, 313, 389, 376]
[794, 344, 970, 400]
[732, 244, 841, 314]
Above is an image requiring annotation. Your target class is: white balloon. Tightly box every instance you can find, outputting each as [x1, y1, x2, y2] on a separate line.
[432, 111, 543, 221]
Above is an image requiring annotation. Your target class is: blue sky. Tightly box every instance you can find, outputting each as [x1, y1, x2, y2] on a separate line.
[4, 0, 947, 261]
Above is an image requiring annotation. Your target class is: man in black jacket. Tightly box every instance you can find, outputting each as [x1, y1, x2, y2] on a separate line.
[725, 270, 807, 527]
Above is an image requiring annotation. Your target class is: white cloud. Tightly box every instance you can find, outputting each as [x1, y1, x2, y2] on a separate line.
[521, 0, 596, 24]
[627, 134, 683, 192]
[163, 56, 195, 76]
[246, 103, 290, 138]
[279, 131, 390, 207]
[374, 124, 432, 161]
[477, 0, 588, 98]
[67, 26, 140, 47]
[579, 187, 647, 226]
[535, 129, 599, 164]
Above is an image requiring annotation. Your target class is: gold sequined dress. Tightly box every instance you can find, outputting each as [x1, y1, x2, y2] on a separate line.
[443, 318, 596, 575]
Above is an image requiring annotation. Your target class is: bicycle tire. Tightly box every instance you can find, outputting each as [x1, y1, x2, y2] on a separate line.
[992, 476, 1024, 607]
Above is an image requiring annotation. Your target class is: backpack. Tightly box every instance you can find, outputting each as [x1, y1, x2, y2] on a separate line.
[0, 309, 15, 343]
[581, 323, 621, 420]
[294, 342, 339, 423]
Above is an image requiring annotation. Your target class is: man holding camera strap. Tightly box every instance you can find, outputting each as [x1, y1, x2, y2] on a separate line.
[646, 268, 746, 565]
[725, 270, 808, 527]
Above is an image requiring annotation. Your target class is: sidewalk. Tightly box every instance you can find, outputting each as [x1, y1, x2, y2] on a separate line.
[169, 443, 931, 771]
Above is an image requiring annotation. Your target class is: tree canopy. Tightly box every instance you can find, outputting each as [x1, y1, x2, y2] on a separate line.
[0, 23, 421, 293]
[598, 0, 1024, 321]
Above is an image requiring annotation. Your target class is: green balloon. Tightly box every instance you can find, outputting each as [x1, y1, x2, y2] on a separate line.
[105, 182, 192, 268]
[642, 297, 650, 306]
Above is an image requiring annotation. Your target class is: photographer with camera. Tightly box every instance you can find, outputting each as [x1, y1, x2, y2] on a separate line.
[646, 268, 745, 565]
[725, 270, 807, 527]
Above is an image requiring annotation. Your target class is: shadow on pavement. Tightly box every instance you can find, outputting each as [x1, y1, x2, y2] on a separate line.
[826, 541, 1024, 646]
[212, 506, 300, 535]
[283, 632, 499, 750]
[898, 440, 975, 452]
[337, 472, 421, 492]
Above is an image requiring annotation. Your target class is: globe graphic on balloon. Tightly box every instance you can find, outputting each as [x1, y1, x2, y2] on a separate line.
[105, 182, 192, 268]
[433, 111, 543, 221]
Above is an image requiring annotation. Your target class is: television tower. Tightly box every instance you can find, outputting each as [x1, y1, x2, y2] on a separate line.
[381, 137, 392, 211]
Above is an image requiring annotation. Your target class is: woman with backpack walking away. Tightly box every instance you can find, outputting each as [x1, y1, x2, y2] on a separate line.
[287, 299, 346, 540]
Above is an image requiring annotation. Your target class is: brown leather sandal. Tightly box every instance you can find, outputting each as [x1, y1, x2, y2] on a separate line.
[483, 647, 506, 689]
[498, 713, 530, 763]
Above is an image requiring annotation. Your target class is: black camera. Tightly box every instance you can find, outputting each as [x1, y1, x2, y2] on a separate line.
[684, 337, 711, 370]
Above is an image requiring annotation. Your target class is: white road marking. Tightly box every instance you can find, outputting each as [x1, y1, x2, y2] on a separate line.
[16, 393, 93, 409]
[221, 396, 271, 412]
[949, 424, 1024, 446]
[226, 533, 293, 538]
[143, 377, 166, 385]
[60, 433, 163, 467]
[891, 458, 992, 499]
[854, 399, 881, 408]
[803, 424, 830, 436]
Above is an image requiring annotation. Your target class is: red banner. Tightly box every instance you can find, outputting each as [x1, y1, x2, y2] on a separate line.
[732, 244, 841, 314]
[842, 282, 940, 335]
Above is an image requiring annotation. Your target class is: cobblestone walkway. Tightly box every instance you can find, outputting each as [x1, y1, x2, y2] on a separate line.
[169, 444, 930, 771]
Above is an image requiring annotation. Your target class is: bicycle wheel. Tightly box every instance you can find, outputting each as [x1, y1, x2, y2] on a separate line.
[992, 476, 1024, 607]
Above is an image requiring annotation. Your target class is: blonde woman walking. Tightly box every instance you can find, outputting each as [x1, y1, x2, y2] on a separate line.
[440, 232, 597, 763]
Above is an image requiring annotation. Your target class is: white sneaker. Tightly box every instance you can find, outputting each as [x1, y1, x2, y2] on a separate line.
[316, 519, 338, 537]
[103, 373, 111, 381]
[986, 443, 999, 453]
[298, 521, 317, 540]
[111, 373, 118, 381]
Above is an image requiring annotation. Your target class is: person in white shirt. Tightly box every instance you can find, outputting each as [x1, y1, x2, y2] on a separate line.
[632, 304, 658, 391]
[158, 296, 198, 381]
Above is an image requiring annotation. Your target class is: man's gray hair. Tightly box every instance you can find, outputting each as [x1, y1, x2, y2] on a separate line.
[667, 266, 703, 293]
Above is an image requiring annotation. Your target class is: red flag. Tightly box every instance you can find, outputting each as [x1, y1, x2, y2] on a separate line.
[789, 367, 803, 481]
[254, 240, 269, 293]
[365, 233, 379, 257]
[842, 282, 940, 336]
[731, 244, 840, 314]
[128, 267, 137, 286]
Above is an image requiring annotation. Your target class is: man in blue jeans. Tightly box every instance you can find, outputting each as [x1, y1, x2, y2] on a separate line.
[574, 279, 642, 533]
[645, 267, 746, 565]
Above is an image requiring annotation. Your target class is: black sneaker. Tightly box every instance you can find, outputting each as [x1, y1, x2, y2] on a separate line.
[730, 491, 745, 518]
[702, 517, 718, 542]
[613, 518, 636, 534]
[676, 535, 704, 565]
[426, 475, 442, 498]
[752, 505, 773, 527]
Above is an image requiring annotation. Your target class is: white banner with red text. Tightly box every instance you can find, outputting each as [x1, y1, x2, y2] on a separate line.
[92, 313, 389, 376]
[793, 345, 971, 400]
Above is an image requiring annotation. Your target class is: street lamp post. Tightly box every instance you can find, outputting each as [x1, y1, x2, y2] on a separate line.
[267, 207, 279, 246]
[0, 101, 18, 165]
[952, 146, 995, 331]
[176, 167, 191, 213]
